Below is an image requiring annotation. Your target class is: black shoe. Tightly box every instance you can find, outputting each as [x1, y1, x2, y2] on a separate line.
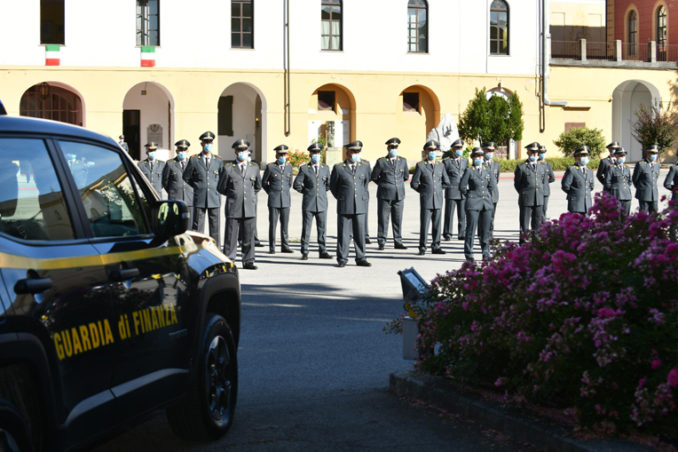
[301, 254, 308, 261]
[268, 249, 276, 255]
[356, 259, 371, 267]
[443, 235, 451, 241]
[319, 252, 333, 259]
[255, 240, 264, 247]
[394, 243, 408, 250]
[281, 247, 294, 253]
[365, 237, 371, 244]
[432, 248, 446, 255]
[336, 261, 347, 267]
[243, 262, 258, 270]
[457, 236, 465, 241]
[418, 249, 425, 256]
[378, 243, 385, 250]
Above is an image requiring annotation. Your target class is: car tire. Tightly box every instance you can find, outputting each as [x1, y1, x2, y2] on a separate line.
[167, 313, 238, 441]
[0, 399, 33, 452]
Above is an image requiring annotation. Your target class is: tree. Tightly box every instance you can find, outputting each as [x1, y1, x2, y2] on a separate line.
[553, 127, 605, 158]
[632, 104, 678, 153]
[457, 88, 524, 149]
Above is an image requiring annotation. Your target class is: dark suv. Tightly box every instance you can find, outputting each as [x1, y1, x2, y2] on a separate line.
[0, 104, 240, 451]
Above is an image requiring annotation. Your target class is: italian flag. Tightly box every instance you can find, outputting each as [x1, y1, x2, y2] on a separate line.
[141, 46, 155, 67]
[45, 44, 60, 66]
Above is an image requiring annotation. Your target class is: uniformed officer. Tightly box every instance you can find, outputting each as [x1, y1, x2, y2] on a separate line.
[562, 145, 595, 214]
[514, 142, 546, 242]
[482, 142, 500, 238]
[664, 161, 678, 203]
[604, 147, 633, 218]
[118, 135, 129, 153]
[411, 140, 450, 256]
[442, 138, 468, 241]
[633, 144, 661, 213]
[262, 145, 294, 254]
[370, 137, 409, 250]
[293, 142, 333, 260]
[597, 141, 619, 191]
[182, 131, 223, 245]
[138, 142, 165, 197]
[162, 139, 194, 225]
[238, 150, 263, 248]
[459, 147, 497, 262]
[218, 139, 262, 270]
[330, 140, 371, 267]
[538, 144, 555, 218]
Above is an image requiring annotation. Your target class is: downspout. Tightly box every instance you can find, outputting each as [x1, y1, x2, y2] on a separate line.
[284, 0, 291, 136]
[540, 0, 567, 132]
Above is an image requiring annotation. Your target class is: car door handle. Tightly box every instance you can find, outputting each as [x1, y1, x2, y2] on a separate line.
[14, 277, 53, 295]
[110, 268, 140, 281]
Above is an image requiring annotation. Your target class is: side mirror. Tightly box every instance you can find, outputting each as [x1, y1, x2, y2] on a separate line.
[152, 200, 189, 242]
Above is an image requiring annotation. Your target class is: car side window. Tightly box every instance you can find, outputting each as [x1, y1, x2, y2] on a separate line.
[0, 138, 75, 241]
[58, 141, 150, 238]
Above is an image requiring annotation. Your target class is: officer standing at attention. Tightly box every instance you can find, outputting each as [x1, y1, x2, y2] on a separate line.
[442, 138, 468, 241]
[182, 131, 223, 245]
[604, 147, 633, 218]
[293, 143, 333, 260]
[459, 147, 496, 262]
[664, 160, 678, 203]
[514, 142, 546, 242]
[411, 140, 450, 256]
[330, 141, 371, 267]
[633, 144, 661, 213]
[262, 145, 294, 254]
[597, 141, 619, 192]
[218, 139, 262, 270]
[118, 135, 129, 153]
[138, 142, 165, 197]
[370, 137, 409, 250]
[482, 142, 500, 238]
[162, 139, 194, 225]
[562, 145, 594, 214]
[538, 144, 555, 219]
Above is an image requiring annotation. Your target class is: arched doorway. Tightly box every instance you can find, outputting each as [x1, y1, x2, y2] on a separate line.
[612, 80, 660, 161]
[20, 82, 84, 126]
[308, 83, 356, 164]
[217, 83, 267, 163]
[122, 82, 174, 161]
[397, 84, 440, 156]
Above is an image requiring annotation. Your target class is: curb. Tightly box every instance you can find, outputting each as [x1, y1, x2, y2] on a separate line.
[389, 371, 653, 452]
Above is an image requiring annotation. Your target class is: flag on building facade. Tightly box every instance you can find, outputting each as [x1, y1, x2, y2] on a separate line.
[45, 45, 60, 66]
[141, 46, 155, 67]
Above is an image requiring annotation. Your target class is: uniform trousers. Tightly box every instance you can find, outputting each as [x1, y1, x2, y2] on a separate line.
[639, 200, 658, 213]
[193, 207, 220, 247]
[300, 209, 328, 255]
[489, 202, 498, 238]
[337, 213, 366, 264]
[377, 198, 405, 246]
[224, 216, 256, 264]
[419, 207, 443, 252]
[618, 200, 632, 218]
[268, 207, 290, 251]
[443, 198, 466, 239]
[519, 205, 544, 240]
[542, 195, 550, 218]
[465, 206, 492, 261]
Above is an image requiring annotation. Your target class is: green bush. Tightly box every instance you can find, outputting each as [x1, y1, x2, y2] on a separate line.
[554, 127, 606, 158]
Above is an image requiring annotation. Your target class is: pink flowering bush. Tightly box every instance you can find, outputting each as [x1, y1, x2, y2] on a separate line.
[416, 193, 678, 436]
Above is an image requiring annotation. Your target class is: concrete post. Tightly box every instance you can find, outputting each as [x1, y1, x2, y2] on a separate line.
[580, 38, 587, 61]
[615, 40, 622, 61]
[649, 41, 656, 62]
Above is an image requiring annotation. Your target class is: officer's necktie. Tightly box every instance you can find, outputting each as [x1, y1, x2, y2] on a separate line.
[351, 164, 356, 174]
[180, 160, 185, 171]
[240, 164, 246, 177]
[314, 165, 318, 175]
[205, 158, 210, 168]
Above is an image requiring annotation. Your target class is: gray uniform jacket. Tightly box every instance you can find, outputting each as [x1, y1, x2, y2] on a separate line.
[410, 160, 450, 210]
[162, 158, 193, 206]
[370, 156, 409, 201]
[459, 165, 496, 211]
[604, 163, 632, 201]
[632, 159, 661, 202]
[485, 160, 500, 202]
[293, 163, 330, 212]
[442, 157, 468, 200]
[562, 164, 594, 212]
[664, 165, 678, 202]
[514, 161, 546, 206]
[138, 159, 166, 196]
[218, 161, 262, 218]
[541, 161, 555, 196]
[183, 154, 224, 208]
[262, 162, 293, 208]
[596, 157, 614, 187]
[330, 161, 370, 215]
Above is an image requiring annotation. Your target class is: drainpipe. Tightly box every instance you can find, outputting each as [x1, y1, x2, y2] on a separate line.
[284, 0, 291, 136]
[540, 0, 567, 132]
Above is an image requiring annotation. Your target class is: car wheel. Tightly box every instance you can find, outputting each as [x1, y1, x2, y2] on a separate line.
[167, 313, 238, 441]
[0, 399, 33, 452]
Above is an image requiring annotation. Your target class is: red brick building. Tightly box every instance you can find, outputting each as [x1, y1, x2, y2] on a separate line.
[608, 0, 678, 60]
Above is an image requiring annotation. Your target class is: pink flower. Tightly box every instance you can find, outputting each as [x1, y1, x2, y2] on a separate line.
[651, 359, 662, 370]
[494, 377, 503, 387]
[596, 307, 616, 319]
[668, 369, 678, 388]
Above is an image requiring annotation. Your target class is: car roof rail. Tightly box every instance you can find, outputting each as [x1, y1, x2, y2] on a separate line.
[0, 100, 6, 115]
